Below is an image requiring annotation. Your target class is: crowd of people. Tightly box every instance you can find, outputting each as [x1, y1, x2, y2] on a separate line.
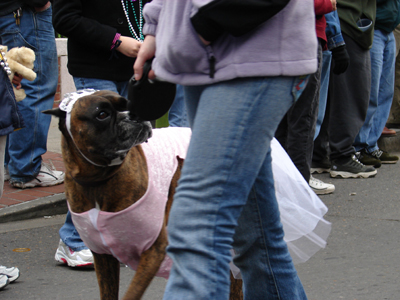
[1, 0, 400, 299]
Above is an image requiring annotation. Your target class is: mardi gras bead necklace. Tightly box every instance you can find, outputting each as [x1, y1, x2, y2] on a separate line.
[0, 46, 11, 76]
[121, 0, 144, 42]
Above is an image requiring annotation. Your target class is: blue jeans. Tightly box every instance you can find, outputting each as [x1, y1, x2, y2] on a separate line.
[0, 5, 58, 182]
[168, 84, 189, 127]
[314, 50, 332, 140]
[354, 29, 396, 152]
[163, 77, 308, 300]
[58, 77, 129, 250]
[73, 77, 129, 98]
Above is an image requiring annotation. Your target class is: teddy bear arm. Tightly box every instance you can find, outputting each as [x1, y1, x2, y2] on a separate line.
[8, 61, 36, 81]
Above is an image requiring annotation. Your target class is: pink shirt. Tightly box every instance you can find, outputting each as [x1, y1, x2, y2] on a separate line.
[70, 127, 191, 278]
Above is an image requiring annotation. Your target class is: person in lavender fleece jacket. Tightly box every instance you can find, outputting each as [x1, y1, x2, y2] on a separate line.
[135, 1, 317, 299]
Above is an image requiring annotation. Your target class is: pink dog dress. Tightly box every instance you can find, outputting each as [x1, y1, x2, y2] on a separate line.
[70, 127, 331, 279]
[69, 127, 191, 279]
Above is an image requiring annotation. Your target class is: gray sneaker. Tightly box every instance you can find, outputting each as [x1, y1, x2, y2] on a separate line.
[330, 154, 377, 178]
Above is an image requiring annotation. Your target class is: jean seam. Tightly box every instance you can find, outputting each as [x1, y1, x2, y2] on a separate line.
[252, 186, 282, 300]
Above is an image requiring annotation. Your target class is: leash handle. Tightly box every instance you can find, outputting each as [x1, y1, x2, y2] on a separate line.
[128, 58, 153, 121]
[127, 57, 176, 122]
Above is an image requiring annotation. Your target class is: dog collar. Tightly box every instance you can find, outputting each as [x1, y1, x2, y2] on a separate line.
[60, 89, 125, 167]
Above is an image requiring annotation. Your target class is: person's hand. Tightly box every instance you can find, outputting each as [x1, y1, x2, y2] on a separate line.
[330, 0, 337, 11]
[117, 36, 142, 58]
[12, 73, 23, 89]
[331, 45, 349, 75]
[134, 35, 156, 81]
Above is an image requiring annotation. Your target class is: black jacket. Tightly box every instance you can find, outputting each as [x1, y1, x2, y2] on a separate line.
[52, 0, 151, 81]
[0, 0, 49, 16]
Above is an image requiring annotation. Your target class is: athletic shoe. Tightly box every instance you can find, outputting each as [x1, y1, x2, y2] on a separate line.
[11, 161, 64, 189]
[0, 265, 20, 282]
[4, 168, 10, 181]
[330, 155, 377, 178]
[356, 149, 381, 168]
[370, 149, 399, 164]
[309, 175, 335, 195]
[311, 158, 331, 174]
[0, 275, 9, 290]
[55, 239, 94, 267]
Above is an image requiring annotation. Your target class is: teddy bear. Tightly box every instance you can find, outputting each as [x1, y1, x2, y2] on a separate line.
[2, 45, 37, 101]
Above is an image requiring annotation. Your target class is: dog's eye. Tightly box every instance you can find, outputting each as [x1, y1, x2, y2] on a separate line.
[96, 111, 110, 121]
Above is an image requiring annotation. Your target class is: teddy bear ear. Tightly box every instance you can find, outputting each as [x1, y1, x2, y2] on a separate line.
[42, 107, 66, 119]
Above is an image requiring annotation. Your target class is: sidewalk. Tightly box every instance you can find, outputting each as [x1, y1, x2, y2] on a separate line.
[0, 116, 67, 223]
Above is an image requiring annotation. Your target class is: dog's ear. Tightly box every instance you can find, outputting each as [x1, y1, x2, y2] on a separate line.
[42, 107, 66, 119]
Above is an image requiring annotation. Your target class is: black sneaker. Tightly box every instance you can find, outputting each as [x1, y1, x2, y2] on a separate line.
[370, 149, 399, 164]
[356, 149, 381, 168]
[311, 157, 331, 174]
[330, 155, 377, 178]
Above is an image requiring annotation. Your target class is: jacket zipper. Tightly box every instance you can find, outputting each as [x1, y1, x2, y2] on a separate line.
[205, 45, 215, 78]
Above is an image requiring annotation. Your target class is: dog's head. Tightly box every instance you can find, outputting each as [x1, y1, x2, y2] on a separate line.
[44, 90, 152, 167]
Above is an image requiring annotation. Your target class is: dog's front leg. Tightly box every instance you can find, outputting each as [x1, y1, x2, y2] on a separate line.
[122, 226, 168, 300]
[93, 252, 120, 300]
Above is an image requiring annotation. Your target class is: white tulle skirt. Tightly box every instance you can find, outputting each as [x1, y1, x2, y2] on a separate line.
[230, 138, 331, 278]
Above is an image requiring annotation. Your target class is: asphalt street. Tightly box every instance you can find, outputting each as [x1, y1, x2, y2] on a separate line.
[0, 215, 167, 299]
[2, 162, 400, 299]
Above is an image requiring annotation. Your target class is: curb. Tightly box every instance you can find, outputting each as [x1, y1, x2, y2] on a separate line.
[0, 193, 67, 224]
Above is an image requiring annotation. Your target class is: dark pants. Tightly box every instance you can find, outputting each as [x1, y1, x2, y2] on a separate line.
[275, 43, 323, 182]
[327, 33, 371, 160]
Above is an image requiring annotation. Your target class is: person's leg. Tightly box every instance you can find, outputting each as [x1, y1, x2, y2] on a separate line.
[354, 29, 385, 152]
[168, 84, 189, 127]
[73, 77, 129, 98]
[232, 148, 307, 299]
[164, 76, 308, 300]
[0, 136, 6, 199]
[1, 7, 58, 183]
[387, 24, 400, 126]
[276, 43, 322, 182]
[59, 212, 87, 251]
[311, 52, 332, 174]
[367, 31, 396, 153]
[312, 94, 331, 173]
[329, 33, 371, 160]
[314, 50, 332, 139]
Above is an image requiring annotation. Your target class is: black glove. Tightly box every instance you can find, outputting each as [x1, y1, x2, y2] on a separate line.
[331, 45, 350, 75]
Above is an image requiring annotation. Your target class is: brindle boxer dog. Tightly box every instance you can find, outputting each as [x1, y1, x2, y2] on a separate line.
[44, 90, 243, 300]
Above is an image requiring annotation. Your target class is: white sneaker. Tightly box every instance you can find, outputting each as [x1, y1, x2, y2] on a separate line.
[0, 265, 19, 282]
[4, 168, 10, 181]
[0, 275, 9, 290]
[11, 161, 64, 189]
[309, 175, 335, 195]
[55, 239, 94, 267]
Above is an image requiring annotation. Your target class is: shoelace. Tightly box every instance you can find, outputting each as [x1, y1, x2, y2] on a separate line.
[351, 154, 364, 165]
